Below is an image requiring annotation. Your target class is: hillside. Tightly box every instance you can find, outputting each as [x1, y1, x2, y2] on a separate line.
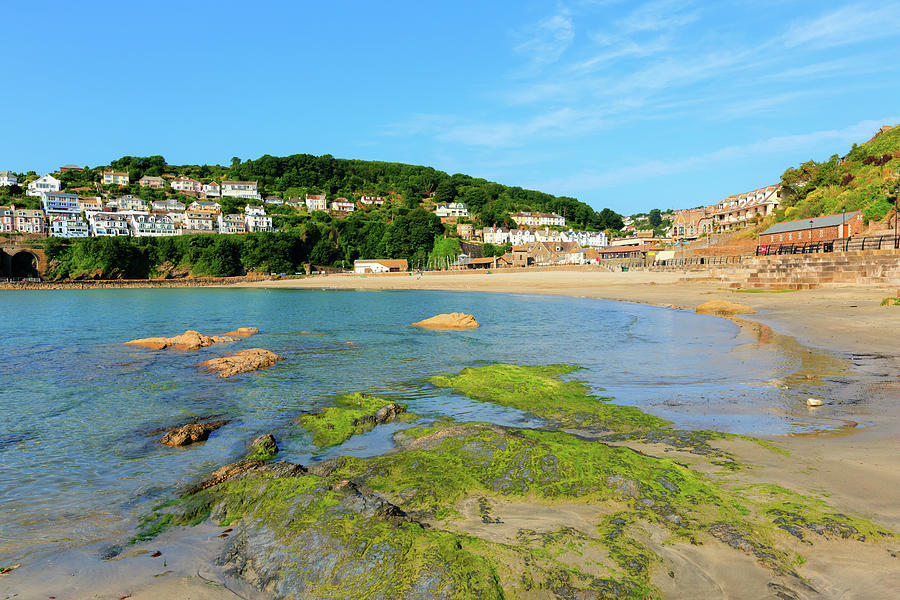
[1, 154, 622, 232]
[778, 124, 900, 224]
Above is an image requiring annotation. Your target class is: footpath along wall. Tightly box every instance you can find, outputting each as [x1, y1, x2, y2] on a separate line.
[653, 249, 900, 289]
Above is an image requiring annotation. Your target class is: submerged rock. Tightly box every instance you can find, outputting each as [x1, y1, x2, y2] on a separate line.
[806, 398, 824, 407]
[224, 327, 259, 337]
[297, 393, 413, 448]
[158, 419, 229, 447]
[199, 348, 284, 378]
[695, 300, 755, 317]
[411, 312, 479, 329]
[125, 330, 239, 351]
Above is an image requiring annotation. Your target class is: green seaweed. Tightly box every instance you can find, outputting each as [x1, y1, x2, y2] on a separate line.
[297, 392, 417, 448]
[429, 364, 669, 433]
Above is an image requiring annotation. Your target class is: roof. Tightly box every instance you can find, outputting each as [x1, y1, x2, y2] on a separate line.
[467, 257, 499, 264]
[760, 211, 861, 236]
[599, 245, 644, 254]
[222, 180, 257, 186]
[354, 259, 408, 268]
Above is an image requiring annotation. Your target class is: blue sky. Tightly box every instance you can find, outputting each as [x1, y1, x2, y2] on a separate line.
[3, 0, 899, 214]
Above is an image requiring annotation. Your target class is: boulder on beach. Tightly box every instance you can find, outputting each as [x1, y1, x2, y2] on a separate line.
[125, 330, 239, 351]
[224, 327, 259, 337]
[411, 312, 479, 329]
[695, 300, 755, 318]
[158, 419, 229, 447]
[199, 348, 284, 378]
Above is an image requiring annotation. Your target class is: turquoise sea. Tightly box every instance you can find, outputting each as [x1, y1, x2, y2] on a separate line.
[0, 288, 840, 567]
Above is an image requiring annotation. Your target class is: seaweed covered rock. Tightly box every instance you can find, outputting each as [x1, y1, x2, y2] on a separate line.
[412, 312, 479, 329]
[695, 300, 755, 317]
[199, 348, 284, 378]
[246, 433, 279, 460]
[158, 419, 229, 447]
[297, 392, 415, 448]
[124, 330, 240, 351]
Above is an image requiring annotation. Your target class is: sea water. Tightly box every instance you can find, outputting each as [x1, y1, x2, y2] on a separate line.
[0, 287, 832, 566]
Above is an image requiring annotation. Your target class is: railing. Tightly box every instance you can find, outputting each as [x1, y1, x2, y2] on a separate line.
[757, 233, 900, 256]
[656, 255, 746, 266]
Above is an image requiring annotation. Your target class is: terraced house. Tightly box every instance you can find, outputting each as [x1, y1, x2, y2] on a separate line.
[221, 180, 261, 199]
[0, 206, 13, 232]
[130, 214, 178, 237]
[89, 212, 130, 236]
[712, 184, 782, 231]
[218, 213, 247, 234]
[14, 208, 46, 233]
[48, 213, 89, 238]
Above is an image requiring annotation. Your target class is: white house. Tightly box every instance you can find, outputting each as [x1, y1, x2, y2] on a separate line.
[353, 259, 408, 274]
[306, 193, 327, 212]
[138, 175, 166, 189]
[151, 199, 186, 212]
[78, 197, 104, 212]
[188, 200, 221, 213]
[510, 211, 565, 227]
[482, 226, 509, 245]
[218, 213, 247, 234]
[434, 202, 469, 218]
[330, 198, 355, 213]
[112, 195, 148, 211]
[49, 213, 89, 238]
[360, 195, 384, 205]
[221, 180, 261, 199]
[130, 214, 179, 236]
[89, 212, 130, 236]
[244, 206, 273, 232]
[202, 181, 221, 197]
[0, 172, 17, 186]
[26, 174, 62, 197]
[171, 176, 203, 193]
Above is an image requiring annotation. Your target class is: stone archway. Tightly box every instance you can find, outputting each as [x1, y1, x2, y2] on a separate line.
[10, 250, 39, 278]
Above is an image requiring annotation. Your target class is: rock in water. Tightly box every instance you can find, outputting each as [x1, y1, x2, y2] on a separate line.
[223, 327, 259, 337]
[695, 300, 755, 317]
[247, 434, 278, 460]
[125, 330, 239, 351]
[159, 420, 229, 447]
[199, 349, 284, 378]
[806, 398, 824, 407]
[411, 312, 479, 329]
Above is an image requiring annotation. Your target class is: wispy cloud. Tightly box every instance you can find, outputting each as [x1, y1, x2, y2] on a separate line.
[531, 118, 899, 193]
[513, 8, 575, 73]
[784, 3, 900, 50]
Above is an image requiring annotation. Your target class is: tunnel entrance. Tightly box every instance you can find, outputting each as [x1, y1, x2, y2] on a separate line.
[10, 251, 39, 279]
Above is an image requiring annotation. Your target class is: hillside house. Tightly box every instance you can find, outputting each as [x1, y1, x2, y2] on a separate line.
[306, 194, 328, 212]
[510, 211, 565, 227]
[0, 172, 18, 186]
[221, 180, 261, 199]
[130, 214, 178, 237]
[184, 209, 217, 231]
[78, 197, 104, 212]
[264, 195, 283, 205]
[245, 211, 274, 232]
[171, 176, 203, 193]
[201, 181, 221, 197]
[758, 212, 863, 246]
[48, 213, 89, 238]
[330, 198, 355, 213]
[0, 207, 13, 232]
[353, 259, 408, 274]
[41, 191, 80, 213]
[13, 208, 45, 234]
[457, 223, 474, 239]
[26, 174, 62, 197]
[138, 175, 167, 189]
[218, 214, 247, 234]
[102, 171, 129, 186]
[188, 200, 221, 213]
[713, 185, 782, 231]
[111, 195, 148, 211]
[526, 240, 581, 265]
[360, 195, 384, 205]
[59, 164, 83, 172]
[89, 213, 130, 236]
[151, 199, 186, 212]
[434, 202, 469, 218]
